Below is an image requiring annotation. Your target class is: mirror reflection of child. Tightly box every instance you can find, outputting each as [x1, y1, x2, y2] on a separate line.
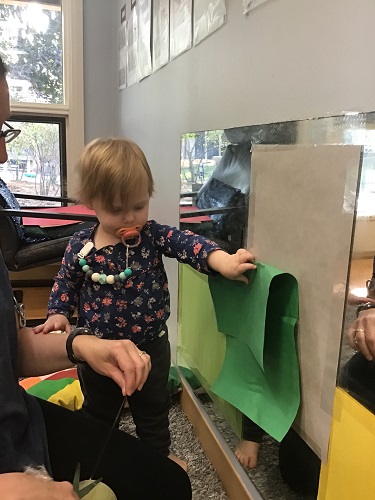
[235, 415, 265, 469]
[35, 137, 257, 472]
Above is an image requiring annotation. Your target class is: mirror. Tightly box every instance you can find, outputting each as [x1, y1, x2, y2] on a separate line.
[338, 146, 375, 414]
[178, 113, 375, 499]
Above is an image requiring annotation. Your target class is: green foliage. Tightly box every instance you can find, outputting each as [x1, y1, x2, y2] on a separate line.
[181, 130, 227, 186]
[0, 3, 63, 103]
[7, 121, 61, 196]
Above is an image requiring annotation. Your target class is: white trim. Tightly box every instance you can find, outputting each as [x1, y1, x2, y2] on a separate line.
[62, 0, 84, 196]
[10, 103, 70, 116]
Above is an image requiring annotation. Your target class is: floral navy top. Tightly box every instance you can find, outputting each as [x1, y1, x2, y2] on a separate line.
[47, 220, 221, 345]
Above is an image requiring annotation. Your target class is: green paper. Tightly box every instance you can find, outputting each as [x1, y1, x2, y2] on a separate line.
[209, 263, 297, 370]
[178, 267, 226, 387]
[208, 264, 300, 441]
[177, 266, 242, 433]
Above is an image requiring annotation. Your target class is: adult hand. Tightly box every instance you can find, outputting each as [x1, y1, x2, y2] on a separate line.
[34, 314, 71, 335]
[347, 308, 375, 361]
[0, 473, 77, 499]
[347, 293, 375, 306]
[207, 248, 256, 284]
[73, 335, 151, 396]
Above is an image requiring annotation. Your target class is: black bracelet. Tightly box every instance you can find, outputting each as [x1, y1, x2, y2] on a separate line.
[66, 327, 93, 364]
[356, 302, 375, 317]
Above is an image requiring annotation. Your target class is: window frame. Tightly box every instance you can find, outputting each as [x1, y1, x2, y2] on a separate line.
[7, 114, 67, 198]
[4, 0, 84, 197]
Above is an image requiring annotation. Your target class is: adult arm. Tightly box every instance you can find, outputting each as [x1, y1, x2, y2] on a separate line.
[18, 327, 150, 396]
[347, 308, 375, 361]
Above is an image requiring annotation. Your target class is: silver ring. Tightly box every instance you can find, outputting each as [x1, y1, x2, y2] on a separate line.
[355, 329, 365, 333]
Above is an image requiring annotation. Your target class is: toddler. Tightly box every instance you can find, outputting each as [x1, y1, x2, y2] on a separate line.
[35, 138, 256, 470]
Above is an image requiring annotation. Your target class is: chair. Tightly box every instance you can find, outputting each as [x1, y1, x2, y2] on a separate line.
[0, 178, 97, 271]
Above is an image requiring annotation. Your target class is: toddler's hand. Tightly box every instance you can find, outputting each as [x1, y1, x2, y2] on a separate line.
[34, 314, 71, 335]
[207, 248, 256, 284]
[222, 248, 256, 284]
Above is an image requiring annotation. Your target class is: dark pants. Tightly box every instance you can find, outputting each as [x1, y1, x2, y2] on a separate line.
[78, 331, 172, 456]
[37, 397, 191, 500]
[340, 351, 375, 413]
[242, 414, 265, 443]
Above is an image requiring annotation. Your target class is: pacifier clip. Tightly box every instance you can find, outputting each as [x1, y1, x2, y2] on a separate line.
[77, 226, 141, 285]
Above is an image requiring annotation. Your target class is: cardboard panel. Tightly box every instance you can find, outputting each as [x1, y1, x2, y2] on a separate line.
[247, 144, 362, 460]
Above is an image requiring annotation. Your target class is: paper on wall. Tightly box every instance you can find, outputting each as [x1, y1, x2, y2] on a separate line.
[243, 0, 271, 15]
[194, 0, 226, 46]
[137, 0, 152, 80]
[153, 0, 170, 71]
[170, 0, 192, 60]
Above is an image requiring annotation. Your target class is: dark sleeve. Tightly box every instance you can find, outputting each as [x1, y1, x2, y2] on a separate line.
[150, 221, 222, 275]
[0, 251, 50, 473]
[47, 233, 85, 319]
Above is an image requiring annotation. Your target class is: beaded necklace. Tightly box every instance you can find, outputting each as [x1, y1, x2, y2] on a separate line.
[77, 225, 142, 286]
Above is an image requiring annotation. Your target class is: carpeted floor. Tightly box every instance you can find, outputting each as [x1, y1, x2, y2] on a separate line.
[200, 395, 308, 500]
[120, 393, 309, 499]
[120, 394, 229, 499]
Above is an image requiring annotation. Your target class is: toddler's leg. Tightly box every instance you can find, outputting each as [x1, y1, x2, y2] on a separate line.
[235, 415, 265, 469]
[128, 331, 187, 471]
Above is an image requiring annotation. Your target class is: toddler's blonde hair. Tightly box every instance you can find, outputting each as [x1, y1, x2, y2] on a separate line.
[76, 137, 154, 210]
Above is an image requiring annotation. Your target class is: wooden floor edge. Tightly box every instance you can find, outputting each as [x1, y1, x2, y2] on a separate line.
[180, 378, 263, 500]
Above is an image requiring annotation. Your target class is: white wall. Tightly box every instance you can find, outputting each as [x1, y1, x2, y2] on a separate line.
[83, 0, 118, 143]
[82, 0, 375, 355]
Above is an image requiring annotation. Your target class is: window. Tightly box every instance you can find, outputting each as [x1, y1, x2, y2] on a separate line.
[0, 0, 83, 199]
[3, 116, 66, 203]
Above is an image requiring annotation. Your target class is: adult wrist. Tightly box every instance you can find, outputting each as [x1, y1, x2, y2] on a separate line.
[66, 327, 93, 364]
[356, 302, 375, 318]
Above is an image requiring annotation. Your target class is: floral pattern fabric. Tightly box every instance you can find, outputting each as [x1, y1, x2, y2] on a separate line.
[47, 220, 221, 345]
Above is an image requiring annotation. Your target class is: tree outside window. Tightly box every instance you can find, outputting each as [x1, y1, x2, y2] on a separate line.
[0, 1, 63, 104]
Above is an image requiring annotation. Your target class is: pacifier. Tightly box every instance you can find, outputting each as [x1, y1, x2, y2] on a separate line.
[116, 225, 142, 247]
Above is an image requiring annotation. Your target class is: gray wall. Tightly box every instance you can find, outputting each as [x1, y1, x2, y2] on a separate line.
[83, 0, 118, 143]
[84, 0, 375, 355]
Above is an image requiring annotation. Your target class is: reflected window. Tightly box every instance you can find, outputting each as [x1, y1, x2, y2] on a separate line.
[344, 128, 375, 216]
[180, 130, 250, 253]
[180, 130, 228, 196]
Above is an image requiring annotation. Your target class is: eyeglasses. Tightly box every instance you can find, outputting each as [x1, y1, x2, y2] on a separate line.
[0, 122, 21, 144]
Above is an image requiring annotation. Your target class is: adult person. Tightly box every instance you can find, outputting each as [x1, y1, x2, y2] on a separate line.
[341, 262, 375, 414]
[347, 305, 375, 361]
[346, 255, 375, 359]
[0, 55, 192, 500]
